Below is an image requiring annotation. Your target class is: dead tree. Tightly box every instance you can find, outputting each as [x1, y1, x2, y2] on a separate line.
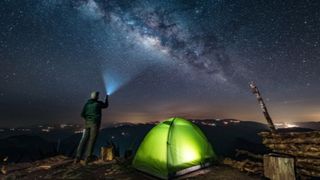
[249, 82, 276, 132]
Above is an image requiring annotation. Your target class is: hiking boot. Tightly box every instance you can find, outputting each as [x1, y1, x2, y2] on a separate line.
[73, 157, 80, 164]
[82, 159, 89, 166]
[83, 155, 94, 165]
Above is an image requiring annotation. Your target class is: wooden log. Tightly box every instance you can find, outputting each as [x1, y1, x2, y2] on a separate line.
[272, 149, 320, 158]
[235, 149, 263, 160]
[223, 158, 263, 174]
[259, 131, 320, 138]
[263, 154, 295, 180]
[262, 137, 320, 145]
[296, 162, 320, 172]
[265, 144, 320, 152]
[297, 168, 320, 177]
[296, 158, 320, 166]
[26, 159, 73, 173]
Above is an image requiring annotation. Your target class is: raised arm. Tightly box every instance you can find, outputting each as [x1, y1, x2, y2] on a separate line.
[100, 95, 109, 108]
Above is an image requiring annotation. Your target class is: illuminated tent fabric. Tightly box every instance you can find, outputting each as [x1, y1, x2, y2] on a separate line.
[132, 117, 216, 179]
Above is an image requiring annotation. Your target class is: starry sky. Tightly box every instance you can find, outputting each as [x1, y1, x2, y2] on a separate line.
[1, 0, 320, 127]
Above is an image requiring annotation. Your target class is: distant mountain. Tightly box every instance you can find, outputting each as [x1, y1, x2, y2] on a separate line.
[192, 119, 269, 156]
[59, 123, 154, 157]
[294, 121, 320, 130]
[1, 119, 318, 163]
[59, 119, 270, 158]
[0, 135, 56, 162]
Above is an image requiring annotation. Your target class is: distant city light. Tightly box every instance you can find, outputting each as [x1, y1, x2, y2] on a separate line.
[200, 122, 216, 126]
[284, 123, 298, 128]
[41, 129, 50, 132]
[121, 132, 129, 136]
[60, 124, 67, 128]
[60, 124, 73, 128]
[230, 120, 241, 123]
[274, 122, 299, 128]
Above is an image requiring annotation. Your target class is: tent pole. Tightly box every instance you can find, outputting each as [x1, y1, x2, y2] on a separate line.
[166, 118, 176, 178]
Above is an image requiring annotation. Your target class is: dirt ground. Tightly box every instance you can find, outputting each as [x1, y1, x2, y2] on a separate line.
[2, 158, 263, 180]
[178, 165, 263, 180]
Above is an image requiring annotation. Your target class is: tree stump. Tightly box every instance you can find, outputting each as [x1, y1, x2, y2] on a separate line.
[100, 146, 114, 161]
[264, 154, 296, 180]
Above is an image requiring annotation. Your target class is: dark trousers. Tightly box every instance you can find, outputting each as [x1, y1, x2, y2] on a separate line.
[75, 122, 100, 159]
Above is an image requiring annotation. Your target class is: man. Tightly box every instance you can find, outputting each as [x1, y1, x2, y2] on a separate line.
[74, 91, 109, 165]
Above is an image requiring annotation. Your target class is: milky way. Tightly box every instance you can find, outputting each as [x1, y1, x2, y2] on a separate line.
[76, 0, 238, 84]
[1, 0, 320, 126]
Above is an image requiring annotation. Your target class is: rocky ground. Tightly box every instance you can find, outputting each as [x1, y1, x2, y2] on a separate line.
[1, 156, 263, 179]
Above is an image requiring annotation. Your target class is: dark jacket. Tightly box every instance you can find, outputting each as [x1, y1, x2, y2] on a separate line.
[81, 97, 108, 124]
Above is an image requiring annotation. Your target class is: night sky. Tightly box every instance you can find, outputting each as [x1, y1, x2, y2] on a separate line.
[1, 0, 320, 127]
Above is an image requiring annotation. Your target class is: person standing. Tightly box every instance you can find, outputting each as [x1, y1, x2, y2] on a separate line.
[74, 91, 109, 165]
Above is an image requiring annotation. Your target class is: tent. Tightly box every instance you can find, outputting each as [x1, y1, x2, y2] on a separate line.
[132, 117, 216, 179]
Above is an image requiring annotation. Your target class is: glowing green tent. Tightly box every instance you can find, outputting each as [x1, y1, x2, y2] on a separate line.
[132, 117, 216, 179]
